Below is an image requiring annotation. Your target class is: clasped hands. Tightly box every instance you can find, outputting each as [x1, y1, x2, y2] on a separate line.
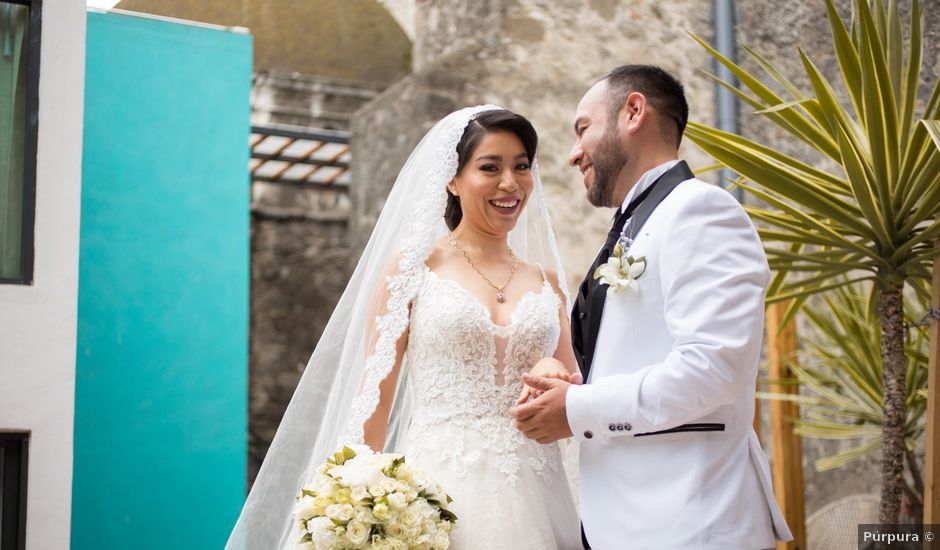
[511, 358, 582, 444]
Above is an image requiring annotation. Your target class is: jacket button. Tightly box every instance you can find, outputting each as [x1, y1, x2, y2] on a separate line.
[584, 431, 593, 439]
[579, 312, 587, 319]
[616, 424, 624, 431]
[608, 424, 616, 432]
[624, 423, 632, 431]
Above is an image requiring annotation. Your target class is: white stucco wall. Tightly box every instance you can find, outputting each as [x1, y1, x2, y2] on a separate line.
[0, 1, 86, 548]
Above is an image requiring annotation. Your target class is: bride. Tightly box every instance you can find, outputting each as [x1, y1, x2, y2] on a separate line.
[227, 106, 581, 549]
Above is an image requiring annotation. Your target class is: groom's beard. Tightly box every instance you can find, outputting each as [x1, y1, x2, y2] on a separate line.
[586, 128, 628, 208]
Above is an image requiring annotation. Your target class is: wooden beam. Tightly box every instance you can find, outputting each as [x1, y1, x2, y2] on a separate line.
[767, 301, 806, 550]
[754, 384, 762, 446]
[925, 241, 940, 528]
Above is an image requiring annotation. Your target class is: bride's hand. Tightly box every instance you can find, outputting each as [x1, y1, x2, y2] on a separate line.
[517, 358, 571, 404]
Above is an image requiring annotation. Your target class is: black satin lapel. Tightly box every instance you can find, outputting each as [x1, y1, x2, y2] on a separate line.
[624, 161, 693, 242]
[582, 285, 608, 380]
[570, 290, 586, 373]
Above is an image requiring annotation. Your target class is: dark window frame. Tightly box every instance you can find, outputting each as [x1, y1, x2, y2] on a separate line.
[0, 431, 28, 550]
[0, 0, 41, 285]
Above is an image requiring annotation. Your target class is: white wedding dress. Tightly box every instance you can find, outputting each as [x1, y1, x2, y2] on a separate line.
[400, 265, 581, 549]
[225, 107, 577, 550]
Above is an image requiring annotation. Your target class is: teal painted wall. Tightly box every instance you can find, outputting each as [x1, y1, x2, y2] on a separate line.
[74, 12, 251, 549]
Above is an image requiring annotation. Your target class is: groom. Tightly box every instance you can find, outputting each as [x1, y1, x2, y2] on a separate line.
[512, 65, 793, 549]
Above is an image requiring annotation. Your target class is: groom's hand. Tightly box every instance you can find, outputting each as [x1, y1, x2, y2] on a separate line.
[517, 358, 575, 404]
[511, 373, 574, 444]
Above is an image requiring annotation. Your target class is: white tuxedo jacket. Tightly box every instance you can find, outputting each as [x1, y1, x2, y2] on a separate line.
[566, 175, 793, 549]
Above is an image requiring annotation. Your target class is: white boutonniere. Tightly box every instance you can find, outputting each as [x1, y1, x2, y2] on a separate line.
[593, 242, 646, 293]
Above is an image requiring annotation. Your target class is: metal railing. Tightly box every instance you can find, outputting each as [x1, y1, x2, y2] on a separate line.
[249, 124, 350, 188]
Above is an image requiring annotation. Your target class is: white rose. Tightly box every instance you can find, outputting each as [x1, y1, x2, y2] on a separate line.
[325, 503, 355, 523]
[331, 455, 385, 488]
[312, 495, 332, 516]
[414, 501, 435, 519]
[368, 483, 386, 498]
[304, 518, 336, 550]
[334, 530, 353, 549]
[406, 525, 423, 543]
[387, 492, 407, 510]
[312, 527, 338, 550]
[382, 477, 399, 493]
[305, 516, 332, 535]
[378, 452, 402, 468]
[410, 466, 430, 487]
[355, 509, 375, 525]
[371, 539, 392, 550]
[295, 496, 318, 521]
[373, 502, 392, 521]
[350, 486, 369, 503]
[395, 463, 414, 482]
[433, 529, 451, 550]
[312, 473, 336, 495]
[387, 538, 408, 550]
[424, 482, 442, 498]
[386, 522, 408, 539]
[345, 520, 369, 546]
[347, 443, 374, 456]
[405, 486, 419, 499]
[400, 505, 422, 529]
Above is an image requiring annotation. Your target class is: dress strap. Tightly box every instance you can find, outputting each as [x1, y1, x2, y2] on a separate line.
[536, 263, 548, 284]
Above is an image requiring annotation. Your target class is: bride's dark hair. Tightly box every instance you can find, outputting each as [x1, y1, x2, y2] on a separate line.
[445, 109, 538, 230]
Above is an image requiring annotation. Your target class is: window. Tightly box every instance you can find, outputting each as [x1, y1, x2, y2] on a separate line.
[0, 432, 27, 550]
[0, 0, 40, 284]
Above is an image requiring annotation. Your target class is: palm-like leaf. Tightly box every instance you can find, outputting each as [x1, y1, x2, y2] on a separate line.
[687, 0, 939, 301]
[688, 0, 939, 523]
[759, 285, 930, 471]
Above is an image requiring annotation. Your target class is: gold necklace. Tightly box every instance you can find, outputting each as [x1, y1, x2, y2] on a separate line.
[447, 233, 519, 303]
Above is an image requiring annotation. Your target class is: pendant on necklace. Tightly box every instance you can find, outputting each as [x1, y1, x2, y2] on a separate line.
[496, 291, 505, 303]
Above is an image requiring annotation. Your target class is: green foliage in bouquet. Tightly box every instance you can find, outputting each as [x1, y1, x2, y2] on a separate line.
[686, 0, 940, 523]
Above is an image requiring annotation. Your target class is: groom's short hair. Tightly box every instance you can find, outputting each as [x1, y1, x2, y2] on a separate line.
[602, 65, 688, 148]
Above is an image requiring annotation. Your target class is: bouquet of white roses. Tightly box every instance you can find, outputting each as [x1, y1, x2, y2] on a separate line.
[294, 445, 457, 550]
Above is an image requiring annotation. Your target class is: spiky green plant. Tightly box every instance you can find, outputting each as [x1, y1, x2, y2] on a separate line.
[686, 0, 939, 522]
[758, 285, 929, 518]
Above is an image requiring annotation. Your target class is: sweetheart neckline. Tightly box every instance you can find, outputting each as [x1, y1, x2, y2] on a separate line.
[424, 267, 555, 330]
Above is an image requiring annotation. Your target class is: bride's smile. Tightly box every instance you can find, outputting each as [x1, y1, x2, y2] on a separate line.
[447, 130, 534, 234]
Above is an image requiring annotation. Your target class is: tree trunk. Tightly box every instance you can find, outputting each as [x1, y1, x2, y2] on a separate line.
[880, 283, 907, 524]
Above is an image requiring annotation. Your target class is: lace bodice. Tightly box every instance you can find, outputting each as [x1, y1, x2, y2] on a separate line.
[404, 265, 563, 486]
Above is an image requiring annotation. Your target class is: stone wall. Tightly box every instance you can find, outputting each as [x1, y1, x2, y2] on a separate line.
[253, 71, 384, 130]
[248, 216, 351, 482]
[354, 0, 718, 290]
[248, 74, 384, 482]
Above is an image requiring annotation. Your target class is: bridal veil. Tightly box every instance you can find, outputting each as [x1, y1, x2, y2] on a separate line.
[227, 105, 568, 549]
